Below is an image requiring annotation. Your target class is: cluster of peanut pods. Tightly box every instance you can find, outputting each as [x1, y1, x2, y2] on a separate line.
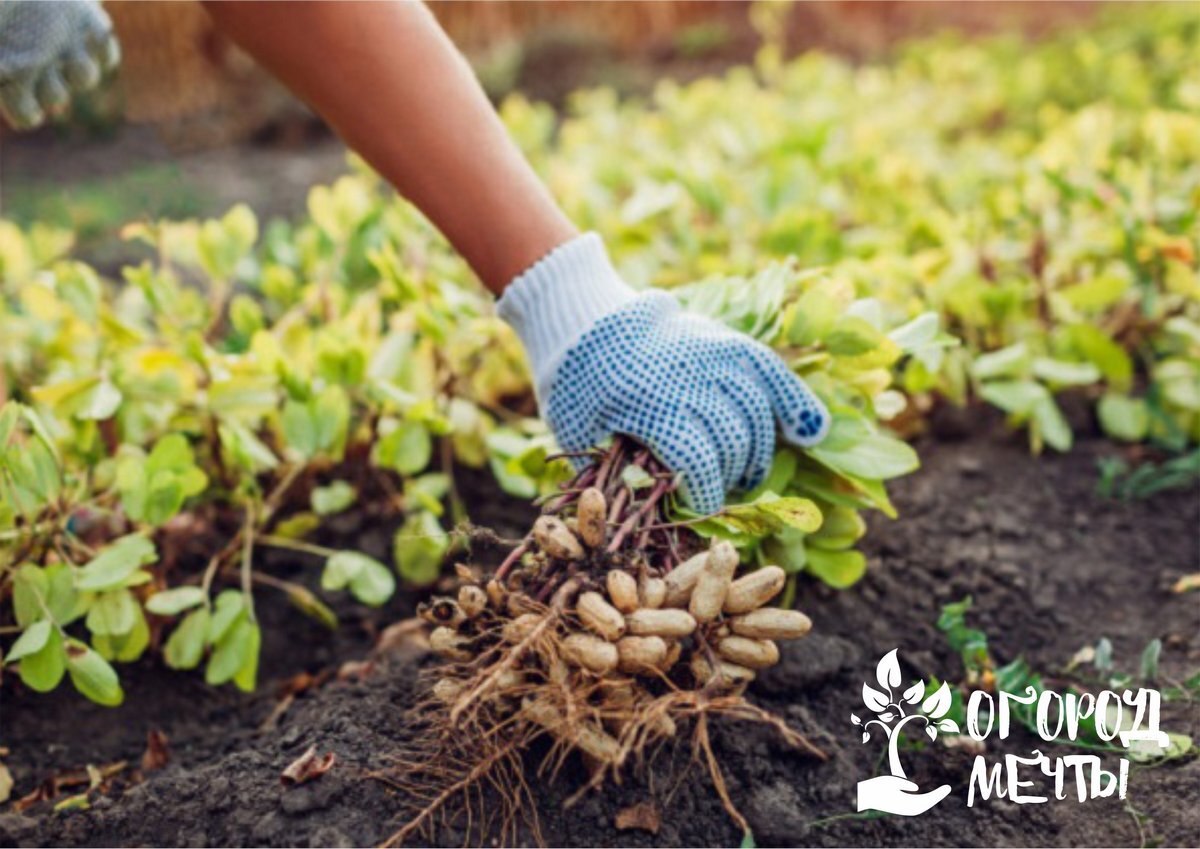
[422, 486, 812, 703]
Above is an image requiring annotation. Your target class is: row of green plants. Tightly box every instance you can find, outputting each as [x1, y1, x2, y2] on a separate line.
[518, 2, 1199, 452]
[2, 6, 1197, 705]
[0, 189, 922, 703]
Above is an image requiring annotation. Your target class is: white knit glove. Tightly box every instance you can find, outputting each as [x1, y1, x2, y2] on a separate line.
[497, 233, 830, 514]
[0, 0, 119, 130]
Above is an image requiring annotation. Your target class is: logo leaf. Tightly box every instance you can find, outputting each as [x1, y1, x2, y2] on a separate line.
[922, 680, 953, 719]
[863, 683, 889, 713]
[876, 648, 901, 693]
[902, 680, 924, 704]
[851, 713, 862, 726]
[926, 725, 937, 742]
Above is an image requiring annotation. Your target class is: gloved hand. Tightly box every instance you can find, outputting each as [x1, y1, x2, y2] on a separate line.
[0, 0, 119, 130]
[497, 233, 830, 514]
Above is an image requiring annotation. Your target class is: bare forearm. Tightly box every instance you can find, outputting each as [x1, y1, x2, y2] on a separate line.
[203, 0, 575, 293]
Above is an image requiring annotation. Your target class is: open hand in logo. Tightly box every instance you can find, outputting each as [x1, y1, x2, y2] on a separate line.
[852, 649, 958, 816]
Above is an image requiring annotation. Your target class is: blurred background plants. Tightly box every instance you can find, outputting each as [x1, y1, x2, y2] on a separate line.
[1, 2, 1196, 704]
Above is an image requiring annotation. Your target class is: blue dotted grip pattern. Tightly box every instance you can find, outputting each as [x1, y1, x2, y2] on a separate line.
[545, 291, 830, 514]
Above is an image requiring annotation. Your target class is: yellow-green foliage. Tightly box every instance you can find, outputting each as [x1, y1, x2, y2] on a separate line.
[2, 8, 1197, 703]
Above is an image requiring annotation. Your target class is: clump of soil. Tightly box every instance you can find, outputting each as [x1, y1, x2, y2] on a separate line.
[2, 422, 1197, 848]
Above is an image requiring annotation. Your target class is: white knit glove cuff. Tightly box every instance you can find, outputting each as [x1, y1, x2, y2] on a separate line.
[496, 232, 636, 403]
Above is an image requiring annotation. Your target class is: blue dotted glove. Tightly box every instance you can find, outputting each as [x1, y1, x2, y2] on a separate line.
[0, 0, 119, 130]
[497, 233, 829, 514]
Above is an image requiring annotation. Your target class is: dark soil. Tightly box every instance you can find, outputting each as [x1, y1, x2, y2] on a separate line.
[2, 420, 1198, 848]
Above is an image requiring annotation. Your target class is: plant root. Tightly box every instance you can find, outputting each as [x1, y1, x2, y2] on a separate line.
[382, 438, 824, 846]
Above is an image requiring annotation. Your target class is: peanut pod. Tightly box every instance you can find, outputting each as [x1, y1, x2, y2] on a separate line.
[717, 635, 779, 669]
[638, 574, 666, 609]
[606, 570, 639, 614]
[533, 515, 584, 561]
[577, 591, 626, 641]
[458, 584, 488, 618]
[663, 551, 709, 607]
[722, 566, 786, 614]
[561, 632, 619, 674]
[729, 608, 812, 640]
[432, 677, 465, 704]
[430, 626, 472, 661]
[691, 654, 756, 688]
[577, 487, 607, 548]
[616, 635, 668, 673]
[689, 541, 737, 623]
[626, 608, 697, 638]
[502, 612, 544, 644]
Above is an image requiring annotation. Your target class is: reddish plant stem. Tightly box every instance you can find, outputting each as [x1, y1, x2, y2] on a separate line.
[495, 541, 529, 581]
[607, 487, 629, 526]
[608, 478, 671, 553]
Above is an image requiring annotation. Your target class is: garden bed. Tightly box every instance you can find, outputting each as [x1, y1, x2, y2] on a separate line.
[3, 420, 1196, 848]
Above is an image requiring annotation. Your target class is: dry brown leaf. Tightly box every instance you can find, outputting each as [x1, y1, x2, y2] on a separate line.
[614, 800, 661, 834]
[1171, 573, 1200, 594]
[141, 729, 170, 773]
[281, 745, 336, 786]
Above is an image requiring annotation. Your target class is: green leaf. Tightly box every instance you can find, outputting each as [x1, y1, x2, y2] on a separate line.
[145, 586, 207, 617]
[978, 380, 1046, 415]
[1032, 395, 1072, 452]
[1127, 731, 1193, 764]
[281, 399, 318, 458]
[219, 420, 279, 473]
[1139, 638, 1162, 681]
[1031, 357, 1101, 387]
[85, 589, 138, 636]
[374, 420, 432, 475]
[972, 343, 1030, 380]
[888, 312, 940, 352]
[45, 562, 84, 624]
[808, 504, 866, 550]
[206, 590, 247, 644]
[719, 494, 822, 536]
[311, 481, 356, 516]
[393, 510, 448, 586]
[810, 426, 919, 481]
[621, 465, 656, 491]
[93, 609, 150, 663]
[805, 547, 867, 588]
[232, 622, 261, 692]
[164, 608, 210, 670]
[825, 316, 885, 356]
[1098, 394, 1149, 442]
[5, 619, 52, 663]
[17, 627, 66, 692]
[206, 618, 256, 686]
[12, 564, 48, 628]
[324, 552, 395, 604]
[285, 585, 339, 630]
[75, 535, 157, 592]
[1068, 324, 1133, 391]
[65, 639, 124, 706]
[1058, 275, 1129, 311]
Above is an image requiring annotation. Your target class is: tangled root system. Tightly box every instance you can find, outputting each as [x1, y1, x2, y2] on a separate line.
[379, 439, 825, 847]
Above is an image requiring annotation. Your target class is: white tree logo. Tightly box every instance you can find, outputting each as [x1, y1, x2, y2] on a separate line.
[852, 648, 956, 816]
